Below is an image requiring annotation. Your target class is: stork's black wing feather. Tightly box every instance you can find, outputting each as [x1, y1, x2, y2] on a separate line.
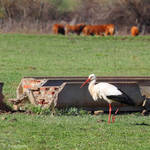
[107, 89, 135, 106]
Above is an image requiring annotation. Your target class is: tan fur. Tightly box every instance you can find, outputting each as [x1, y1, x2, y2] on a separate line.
[82, 24, 115, 36]
[52, 24, 65, 35]
[131, 26, 139, 36]
[65, 24, 86, 35]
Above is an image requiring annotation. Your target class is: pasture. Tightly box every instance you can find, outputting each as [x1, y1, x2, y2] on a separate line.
[0, 34, 150, 150]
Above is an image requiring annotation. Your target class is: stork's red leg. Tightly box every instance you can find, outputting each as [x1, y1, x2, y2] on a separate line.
[112, 107, 120, 123]
[108, 104, 112, 124]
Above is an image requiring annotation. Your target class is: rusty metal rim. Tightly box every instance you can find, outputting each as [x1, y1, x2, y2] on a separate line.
[24, 76, 150, 81]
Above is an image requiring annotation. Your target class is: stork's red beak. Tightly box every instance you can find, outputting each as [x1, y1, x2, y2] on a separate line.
[80, 78, 90, 88]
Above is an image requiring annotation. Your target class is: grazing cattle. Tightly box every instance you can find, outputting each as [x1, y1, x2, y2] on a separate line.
[65, 23, 86, 35]
[52, 24, 65, 35]
[131, 26, 139, 36]
[82, 24, 115, 36]
[105, 24, 115, 36]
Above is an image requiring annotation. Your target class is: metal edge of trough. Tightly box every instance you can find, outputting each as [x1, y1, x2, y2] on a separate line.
[23, 76, 150, 81]
[23, 76, 150, 87]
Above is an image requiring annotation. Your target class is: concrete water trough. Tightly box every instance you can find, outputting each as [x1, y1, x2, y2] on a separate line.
[9, 76, 150, 112]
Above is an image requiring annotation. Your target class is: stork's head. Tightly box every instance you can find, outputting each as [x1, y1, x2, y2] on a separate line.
[80, 74, 96, 88]
[88, 74, 96, 81]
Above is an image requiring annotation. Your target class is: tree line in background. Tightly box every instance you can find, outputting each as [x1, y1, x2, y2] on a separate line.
[0, 0, 149, 34]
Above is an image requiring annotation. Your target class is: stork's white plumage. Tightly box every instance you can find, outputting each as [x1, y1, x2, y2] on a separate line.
[80, 74, 135, 123]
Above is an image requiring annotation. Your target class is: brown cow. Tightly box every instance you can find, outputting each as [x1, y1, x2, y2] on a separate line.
[52, 24, 65, 35]
[105, 24, 115, 36]
[65, 23, 86, 35]
[82, 24, 115, 36]
[131, 26, 139, 36]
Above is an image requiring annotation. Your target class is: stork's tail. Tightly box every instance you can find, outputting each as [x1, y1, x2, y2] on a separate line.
[107, 89, 136, 106]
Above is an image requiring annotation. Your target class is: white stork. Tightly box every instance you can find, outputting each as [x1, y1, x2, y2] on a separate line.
[80, 74, 135, 123]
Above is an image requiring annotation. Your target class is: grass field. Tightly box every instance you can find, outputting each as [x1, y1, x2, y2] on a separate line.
[1, 113, 150, 150]
[0, 34, 150, 98]
[0, 34, 150, 150]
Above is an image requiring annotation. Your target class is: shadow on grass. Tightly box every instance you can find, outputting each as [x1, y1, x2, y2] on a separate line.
[131, 122, 150, 126]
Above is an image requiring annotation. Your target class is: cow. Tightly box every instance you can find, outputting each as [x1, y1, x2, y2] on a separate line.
[82, 25, 105, 36]
[52, 24, 65, 35]
[82, 24, 115, 36]
[131, 26, 139, 36]
[105, 24, 115, 36]
[65, 23, 86, 35]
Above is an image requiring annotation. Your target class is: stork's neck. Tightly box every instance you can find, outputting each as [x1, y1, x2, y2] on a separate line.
[88, 79, 96, 95]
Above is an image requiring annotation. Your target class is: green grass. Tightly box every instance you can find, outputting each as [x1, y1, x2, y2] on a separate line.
[0, 113, 150, 150]
[0, 34, 150, 150]
[0, 34, 150, 99]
